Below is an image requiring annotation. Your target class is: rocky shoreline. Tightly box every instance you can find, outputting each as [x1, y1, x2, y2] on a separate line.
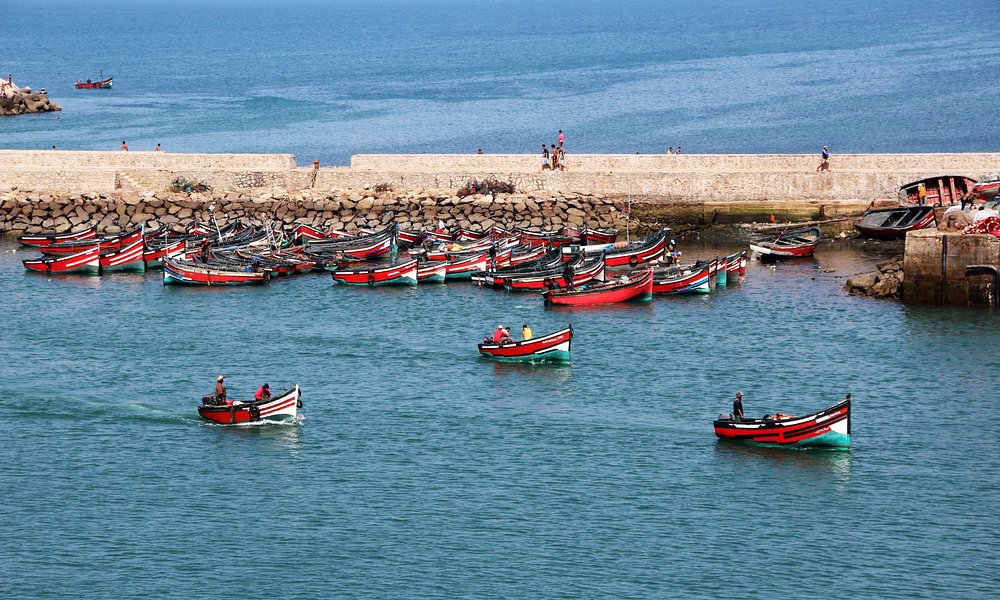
[0, 188, 626, 237]
[844, 255, 903, 299]
[0, 81, 61, 116]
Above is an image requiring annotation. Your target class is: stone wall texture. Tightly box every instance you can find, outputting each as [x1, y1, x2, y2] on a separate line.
[903, 230, 1000, 305]
[2, 150, 998, 227]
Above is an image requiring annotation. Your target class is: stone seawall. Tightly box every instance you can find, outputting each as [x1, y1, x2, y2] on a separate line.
[0, 189, 623, 238]
[2, 151, 998, 227]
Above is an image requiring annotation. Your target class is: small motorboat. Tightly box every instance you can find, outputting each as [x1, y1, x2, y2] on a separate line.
[652, 260, 712, 295]
[198, 385, 301, 425]
[855, 206, 936, 239]
[749, 227, 820, 259]
[713, 397, 851, 449]
[75, 77, 113, 89]
[543, 269, 653, 306]
[478, 326, 572, 363]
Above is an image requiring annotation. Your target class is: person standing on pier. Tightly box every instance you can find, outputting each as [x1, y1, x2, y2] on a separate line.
[558, 129, 564, 145]
[121, 140, 129, 152]
[541, 144, 550, 170]
[817, 146, 830, 172]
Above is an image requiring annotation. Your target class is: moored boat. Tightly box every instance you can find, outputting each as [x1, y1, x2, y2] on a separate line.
[652, 260, 711, 295]
[18, 226, 97, 248]
[198, 385, 301, 425]
[331, 258, 418, 286]
[855, 206, 936, 239]
[713, 397, 851, 449]
[417, 261, 448, 283]
[99, 238, 146, 273]
[162, 257, 269, 285]
[478, 326, 572, 363]
[543, 269, 653, 306]
[505, 255, 605, 291]
[749, 227, 820, 259]
[23, 245, 100, 275]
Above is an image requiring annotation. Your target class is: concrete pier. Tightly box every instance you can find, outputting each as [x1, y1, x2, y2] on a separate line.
[903, 230, 1000, 306]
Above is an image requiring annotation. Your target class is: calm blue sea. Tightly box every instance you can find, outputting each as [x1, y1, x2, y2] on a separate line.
[1, 239, 998, 598]
[2, 0, 999, 163]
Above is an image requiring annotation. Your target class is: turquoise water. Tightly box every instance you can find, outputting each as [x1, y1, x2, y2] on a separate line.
[2, 239, 998, 598]
[3, 0, 1000, 162]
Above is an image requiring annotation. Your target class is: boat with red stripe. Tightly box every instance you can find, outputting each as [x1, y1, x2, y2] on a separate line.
[749, 227, 819, 259]
[478, 326, 572, 363]
[713, 397, 851, 449]
[198, 385, 301, 425]
[543, 269, 653, 306]
[23, 245, 101, 274]
[162, 257, 269, 285]
[331, 258, 418, 286]
[17, 226, 97, 248]
[652, 260, 712, 294]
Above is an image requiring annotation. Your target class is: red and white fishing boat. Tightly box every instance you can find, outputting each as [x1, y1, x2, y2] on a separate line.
[331, 258, 418, 286]
[100, 238, 146, 272]
[749, 227, 819, 259]
[723, 251, 744, 282]
[652, 261, 712, 295]
[198, 385, 301, 425]
[580, 226, 617, 245]
[855, 206, 936, 239]
[565, 230, 668, 267]
[143, 239, 186, 269]
[39, 226, 144, 255]
[162, 257, 269, 285]
[517, 228, 575, 247]
[17, 226, 97, 248]
[417, 261, 448, 283]
[23, 245, 100, 274]
[543, 269, 653, 306]
[445, 252, 490, 280]
[713, 397, 851, 449]
[478, 326, 572, 363]
[75, 77, 113, 89]
[505, 256, 606, 291]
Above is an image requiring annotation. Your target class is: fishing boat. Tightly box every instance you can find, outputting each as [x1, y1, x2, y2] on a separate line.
[444, 252, 490, 280]
[749, 227, 820, 259]
[198, 385, 301, 425]
[17, 226, 97, 248]
[565, 229, 668, 267]
[652, 260, 712, 295]
[417, 261, 448, 283]
[478, 326, 572, 363]
[580, 226, 617, 245]
[162, 257, 269, 285]
[330, 258, 418, 286]
[99, 238, 146, 273]
[75, 77, 113, 89]
[505, 255, 606, 291]
[517, 228, 575, 247]
[38, 226, 145, 255]
[898, 175, 976, 206]
[713, 397, 851, 449]
[23, 245, 100, 275]
[143, 239, 186, 269]
[855, 206, 936, 239]
[972, 177, 1000, 201]
[543, 269, 653, 306]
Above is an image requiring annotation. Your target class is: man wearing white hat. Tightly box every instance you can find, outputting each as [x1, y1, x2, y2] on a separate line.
[215, 375, 227, 405]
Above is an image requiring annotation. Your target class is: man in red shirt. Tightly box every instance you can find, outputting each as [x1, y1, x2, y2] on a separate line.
[254, 383, 271, 402]
[492, 325, 505, 343]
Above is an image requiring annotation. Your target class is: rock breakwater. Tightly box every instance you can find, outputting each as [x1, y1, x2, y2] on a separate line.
[0, 82, 61, 116]
[844, 255, 903, 299]
[0, 189, 626, 237]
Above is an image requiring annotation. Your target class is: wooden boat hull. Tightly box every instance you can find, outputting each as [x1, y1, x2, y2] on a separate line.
[445, 253, 488, 280]
[100, 239, 146, 273]
[580, 227, 617, 245]
[163, 258, 269, 285]
[856, 206, 936, 239]
[898, 175, 976, 206]
[198, 385, 300, 425]
[750, 227, 820, 259]
[714, 399, 851, 449]
[652, 263, 711, 295]
[417, 261, 447, 283]
[75, 77, 113, 89]
[331, 259, 418, 286]
[143, 240, 186, 269]
[504, 257, 605, 291]
[544, 269, 653, 306]
[18, 226, 97, 248]
[478, 327, 572, 363]
[23, 245, 100, 274]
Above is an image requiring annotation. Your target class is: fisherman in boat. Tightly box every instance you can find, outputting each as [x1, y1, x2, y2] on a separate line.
[502, 327, 514, 344]
[254, 383, 271, 402]
[562, 263, 575, 289]
[521, 323, 533, 340]
[492, 324, 506, 344]
[733, 391, 744, 421]
[215, 375, 227, 405]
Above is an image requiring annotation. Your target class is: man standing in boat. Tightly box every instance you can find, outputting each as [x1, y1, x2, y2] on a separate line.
[733, 391, 744, 421]
[215, 375, 227, 405]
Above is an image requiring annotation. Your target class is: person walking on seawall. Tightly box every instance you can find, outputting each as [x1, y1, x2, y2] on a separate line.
[215, 375, 227, 405]
[121, 140, 129, 152]
[550, 144, 560, 171]
[558, 129, 564, 145]
[541, 144, 550, 171]
[254, 383, 271, 402]
[557, 142, 566, 171]
[521, 323, 533, 340]
[817, 146, 830, 172]
[733, 391, 744, 421]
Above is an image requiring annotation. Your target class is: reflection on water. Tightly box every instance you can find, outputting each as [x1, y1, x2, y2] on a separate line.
[487, 359, 574, 384]
[206, 418, 305, 456]
[714, 440, 853, 484]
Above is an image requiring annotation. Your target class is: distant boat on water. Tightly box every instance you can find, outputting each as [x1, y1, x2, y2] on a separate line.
[75, 76, 113, 89]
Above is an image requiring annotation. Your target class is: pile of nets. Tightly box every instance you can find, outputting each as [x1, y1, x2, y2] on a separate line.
[963, 215, 1000, 236]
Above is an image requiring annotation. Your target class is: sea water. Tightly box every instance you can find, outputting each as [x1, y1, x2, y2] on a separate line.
[1, 239, 998, 598]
